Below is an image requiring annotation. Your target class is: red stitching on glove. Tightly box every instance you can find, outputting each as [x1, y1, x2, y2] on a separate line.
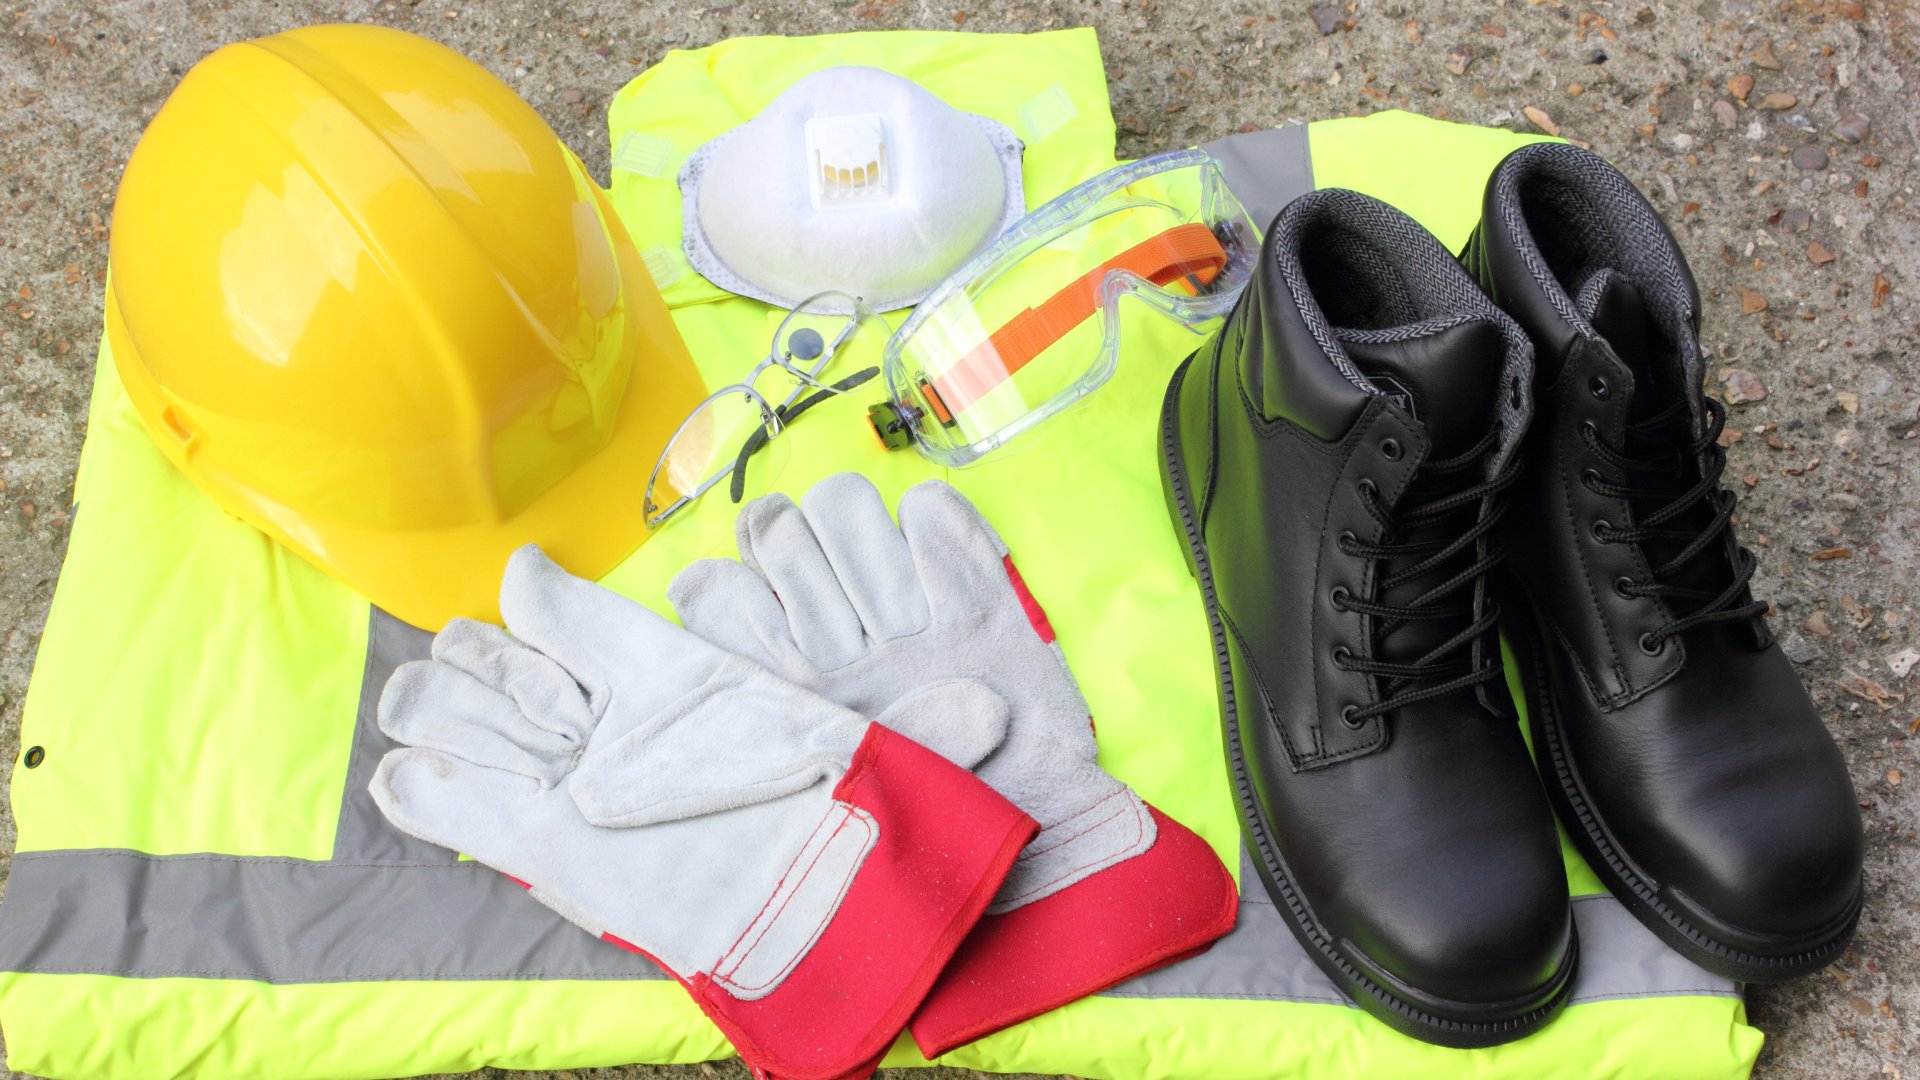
[714, 805, 872, 994]
[997, 791, 1152, 905]
[1002, 557, 1055, 643]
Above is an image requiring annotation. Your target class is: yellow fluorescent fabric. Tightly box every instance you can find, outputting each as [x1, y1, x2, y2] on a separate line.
[0, 972, 1758, 1080]
[11, 359, 368, 858]
[926, 996, 1761, 1080]
[0, 973, 725, 1080]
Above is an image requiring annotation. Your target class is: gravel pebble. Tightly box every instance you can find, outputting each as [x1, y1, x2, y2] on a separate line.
[1785, 637, 1826, 664]
[1833, 114, 1870, 143]
[1724, 368, 1768, 402]
[1792, 145, 1830, 171]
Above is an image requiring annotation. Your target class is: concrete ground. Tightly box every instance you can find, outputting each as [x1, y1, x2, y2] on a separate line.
[1, 0, 1915, 1077]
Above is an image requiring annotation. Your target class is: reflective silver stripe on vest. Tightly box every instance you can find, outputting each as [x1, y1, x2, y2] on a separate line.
[0, 844, 1736, 1001]
[1110, 852, 1736, 1004]
[1202, 123, 1315, 236]
[0, 613, 1737, 999]
[0, 848, 666, 982]
[332, 611, 448, 864]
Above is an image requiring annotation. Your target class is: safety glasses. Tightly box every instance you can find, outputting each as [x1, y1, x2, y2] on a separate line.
[867, 149, 1261, 466]
[643, 291, 887, 529]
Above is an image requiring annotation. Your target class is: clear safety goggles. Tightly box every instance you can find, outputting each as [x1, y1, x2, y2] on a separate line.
[644, 291, 888, 529]
[867, 149, 1261, 466]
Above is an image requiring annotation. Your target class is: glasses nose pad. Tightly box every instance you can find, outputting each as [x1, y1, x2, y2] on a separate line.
[766, 291, 893, 395]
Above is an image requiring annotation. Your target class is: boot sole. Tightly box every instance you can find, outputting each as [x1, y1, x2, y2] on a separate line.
[1157, 355, 1577, 1048]
[1505, 591, 1864, 984]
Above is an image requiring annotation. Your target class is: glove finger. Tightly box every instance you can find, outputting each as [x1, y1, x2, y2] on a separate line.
[498, 545, 727, 713]
[430, 619, 597, 746]
[736, 491, 868, 670]
[872, 678, 1009, 771]
[378, 660, 582, 785]
[369, 746, 546, 865]
[667, 558, 805, 676]
[799, 473, 932, 642]
[896, 481, 1020, 617]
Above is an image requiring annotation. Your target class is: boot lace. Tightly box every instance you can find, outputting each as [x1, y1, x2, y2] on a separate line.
[1332, 428, 1522, 723]
[1579, 395, 1768, 650]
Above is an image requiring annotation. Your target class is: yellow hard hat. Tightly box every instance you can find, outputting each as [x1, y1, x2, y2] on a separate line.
[105, 24, 705, 630]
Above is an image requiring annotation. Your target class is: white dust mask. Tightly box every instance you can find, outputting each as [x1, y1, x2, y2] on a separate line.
[679, 66, 1024, 313]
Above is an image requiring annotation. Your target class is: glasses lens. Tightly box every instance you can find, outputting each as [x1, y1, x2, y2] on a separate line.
[645, 385, 792, 527]
[886, 157, 1256, 465]
[759, 291, 892, 401]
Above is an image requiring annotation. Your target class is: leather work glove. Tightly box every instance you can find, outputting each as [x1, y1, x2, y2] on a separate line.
[669, 474, 1238, 1058]
[370, 545, 1037, 1080]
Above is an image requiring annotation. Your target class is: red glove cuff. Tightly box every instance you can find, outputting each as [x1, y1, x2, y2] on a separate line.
[677, 723, 1036, 1080]
[908, 803, 1237, 1059]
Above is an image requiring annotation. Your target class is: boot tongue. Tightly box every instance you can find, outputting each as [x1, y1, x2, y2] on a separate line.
[1339, 317, 1507, 459]
[1336, 317, 1508, 697]
[1575, 268, 1651, 359]
[1575, 269, 1667, 420]
[1574, 269, 1736, 604]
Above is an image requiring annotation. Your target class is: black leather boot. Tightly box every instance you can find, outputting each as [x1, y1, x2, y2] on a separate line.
[1466, 142, 1864, 982]
[1160, 188, 1575, 1047]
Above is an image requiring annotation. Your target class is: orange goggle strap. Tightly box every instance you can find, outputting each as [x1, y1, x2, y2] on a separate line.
[916, 222, 1230, 424]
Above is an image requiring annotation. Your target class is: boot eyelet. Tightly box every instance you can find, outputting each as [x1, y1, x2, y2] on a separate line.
[1380, 438, 1403, 461]
[1332, 645, 1353, 669]
[1592, 519, 1613, 543]
[1339, 705, 1365, 729]
[1357, 478, 1378, 501]
[1330, 586, 1351, 611]
[1580, 420, 1598, 441]
[1638, 632, 1666, 656]
[1589, 376, 1611, 400]
[1614, 576, 1636, 598]
[1580, 467, 1603, 491]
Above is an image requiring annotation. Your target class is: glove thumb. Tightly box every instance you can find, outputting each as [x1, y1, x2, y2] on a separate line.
[873, 678, 1009, 771]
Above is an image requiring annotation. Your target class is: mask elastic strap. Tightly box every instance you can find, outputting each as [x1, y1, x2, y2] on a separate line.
[918, 222, 1229, 423]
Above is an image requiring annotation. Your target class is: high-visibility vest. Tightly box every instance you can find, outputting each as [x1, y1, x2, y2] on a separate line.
[0, 29, 1759, 1080]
